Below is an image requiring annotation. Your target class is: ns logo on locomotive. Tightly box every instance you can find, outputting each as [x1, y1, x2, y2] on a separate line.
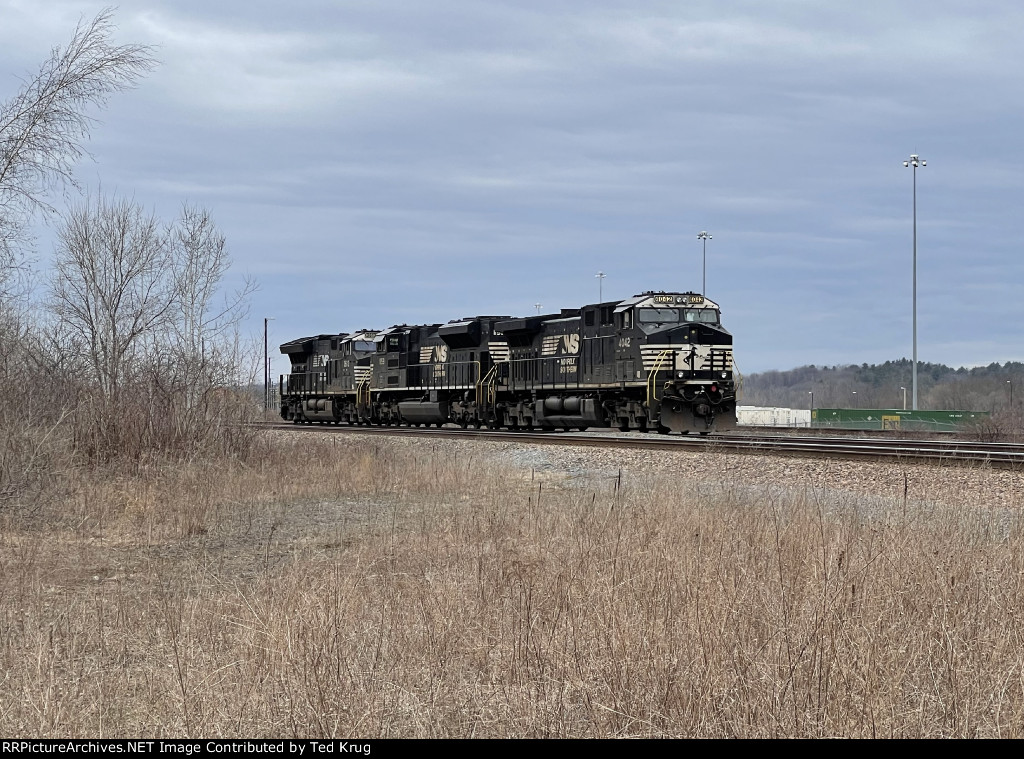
[279, 291, 736, 434]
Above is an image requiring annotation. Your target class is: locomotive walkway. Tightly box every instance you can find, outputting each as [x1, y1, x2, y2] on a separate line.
[264, 422, 1024, 469]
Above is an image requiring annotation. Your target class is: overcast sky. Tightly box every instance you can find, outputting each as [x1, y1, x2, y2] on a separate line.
[3, 1, 1024, 373]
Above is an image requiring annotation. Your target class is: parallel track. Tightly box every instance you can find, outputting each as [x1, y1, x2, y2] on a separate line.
[264, 422, 1024, 468]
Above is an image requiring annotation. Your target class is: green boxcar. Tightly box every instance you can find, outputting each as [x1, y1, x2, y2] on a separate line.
[811, 408, 989, 432]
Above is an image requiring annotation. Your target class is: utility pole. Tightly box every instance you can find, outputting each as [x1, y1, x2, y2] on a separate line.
[264, 317, 275, 411]
[697, 231, 712, 295]
[903, 154, 926, 410]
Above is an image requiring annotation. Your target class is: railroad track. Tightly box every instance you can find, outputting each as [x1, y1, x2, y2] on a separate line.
[263, 422, 1024, 468]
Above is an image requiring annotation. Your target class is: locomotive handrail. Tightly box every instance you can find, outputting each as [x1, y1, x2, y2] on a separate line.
[477, 362, 501, 407]
[417, 359, 481, 392]
[646, 349, 675, 409]
[505, 355, 581, 392]
[355, 375, 371, 411]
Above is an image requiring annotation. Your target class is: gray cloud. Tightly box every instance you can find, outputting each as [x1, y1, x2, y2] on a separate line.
[3, 1, 1024, 373]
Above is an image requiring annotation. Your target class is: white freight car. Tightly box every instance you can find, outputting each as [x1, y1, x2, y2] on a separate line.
[736, 406, 811, 428]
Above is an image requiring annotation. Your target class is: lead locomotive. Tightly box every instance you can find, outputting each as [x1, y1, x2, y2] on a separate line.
[279, 291, 737, 434]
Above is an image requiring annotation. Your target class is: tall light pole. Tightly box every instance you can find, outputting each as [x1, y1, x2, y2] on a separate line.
[1008, 379, 1013, 408]
[264, 316, 275, 411]
[808, 390, 813, 409]
[903, 154, 926, 410]
[697, 231, 712, 295]
[851, 390, 857, 408]
[596, 271, 606, 302]
[900, 386, 906, 410]
[534, 302, 542, 314]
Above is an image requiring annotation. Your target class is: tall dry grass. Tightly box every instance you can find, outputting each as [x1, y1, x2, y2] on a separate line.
[1, 434, 1023, 737]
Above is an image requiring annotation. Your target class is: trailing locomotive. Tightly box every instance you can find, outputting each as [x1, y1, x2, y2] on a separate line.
[279, 291, 737, 434]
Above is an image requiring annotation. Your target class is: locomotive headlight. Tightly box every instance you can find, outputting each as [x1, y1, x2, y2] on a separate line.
[721, 372, 727, 379]
[676, 370, 686, 379]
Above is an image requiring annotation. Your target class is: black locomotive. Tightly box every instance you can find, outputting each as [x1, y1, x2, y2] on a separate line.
[279, 291, 737, 434]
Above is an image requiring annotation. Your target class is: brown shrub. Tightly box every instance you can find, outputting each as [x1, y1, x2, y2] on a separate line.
[1, 435, 1022, 737]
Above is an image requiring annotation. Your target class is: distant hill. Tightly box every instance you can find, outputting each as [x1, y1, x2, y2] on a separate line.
[741, 359, 1024, 412]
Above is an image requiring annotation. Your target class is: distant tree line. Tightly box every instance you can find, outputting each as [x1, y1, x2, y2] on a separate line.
[741, 358, 1024, 413]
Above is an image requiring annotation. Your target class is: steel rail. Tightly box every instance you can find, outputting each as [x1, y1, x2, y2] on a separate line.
[262, 422, 1024, 468]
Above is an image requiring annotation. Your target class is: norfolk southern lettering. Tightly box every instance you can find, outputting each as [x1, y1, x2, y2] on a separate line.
[280, 291, 737, 435]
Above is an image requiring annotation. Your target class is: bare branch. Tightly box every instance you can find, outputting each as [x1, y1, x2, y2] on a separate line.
[0, 7, 156, 279]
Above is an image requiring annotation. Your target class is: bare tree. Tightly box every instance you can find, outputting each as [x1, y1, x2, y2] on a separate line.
[164, 203, 257, 408]
[0, 7, 155, 287]
[51, 194, 171, 399]
[169, 205, 254, 361]
[49, 195, 258, 461]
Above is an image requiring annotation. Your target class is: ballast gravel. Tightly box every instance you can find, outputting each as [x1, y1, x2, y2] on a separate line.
[374, 432, 1024, 511]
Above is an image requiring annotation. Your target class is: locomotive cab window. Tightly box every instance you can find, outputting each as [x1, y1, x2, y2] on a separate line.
[683, 309, 720, 324]
[638, 308, 680, 324]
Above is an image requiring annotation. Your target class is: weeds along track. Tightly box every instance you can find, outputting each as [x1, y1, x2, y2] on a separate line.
[6, 425, 1024, 736]
[262, 421, 1024, 468]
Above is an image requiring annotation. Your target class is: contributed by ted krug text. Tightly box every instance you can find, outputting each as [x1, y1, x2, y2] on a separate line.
[1, 742, 372, 756]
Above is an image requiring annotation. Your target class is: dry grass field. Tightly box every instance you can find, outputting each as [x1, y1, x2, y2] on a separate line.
[2, 431, 1023, 738]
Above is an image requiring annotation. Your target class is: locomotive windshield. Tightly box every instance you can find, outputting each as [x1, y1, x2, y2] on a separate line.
[684, 308, 719, 324]
[637, 307, 719, 325]
[638, 308, 679, 324]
